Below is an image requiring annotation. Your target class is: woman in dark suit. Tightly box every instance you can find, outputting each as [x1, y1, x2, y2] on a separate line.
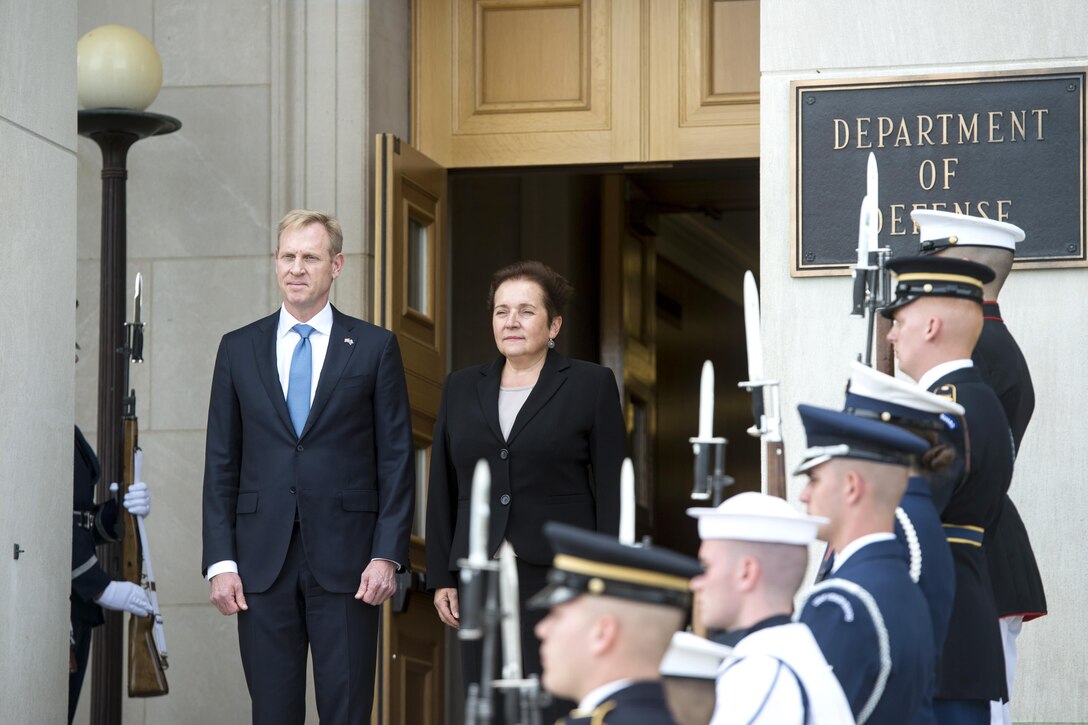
[425, 260, 627, 717]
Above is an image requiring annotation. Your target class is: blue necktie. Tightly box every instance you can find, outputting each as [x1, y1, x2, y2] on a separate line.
[287, 324, 315, 437]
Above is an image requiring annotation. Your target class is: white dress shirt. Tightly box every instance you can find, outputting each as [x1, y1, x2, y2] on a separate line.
[276, 302, 333, 404]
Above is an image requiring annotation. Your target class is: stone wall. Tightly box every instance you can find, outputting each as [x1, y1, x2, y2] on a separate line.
[760, 2, 1088, 720]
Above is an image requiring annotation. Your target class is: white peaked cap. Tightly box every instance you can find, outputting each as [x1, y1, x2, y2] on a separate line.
[687, 492, 826, 545]
[659, 631, 733, 680]
[911, 209, 1024, 251]
[848, 361, 965, 416]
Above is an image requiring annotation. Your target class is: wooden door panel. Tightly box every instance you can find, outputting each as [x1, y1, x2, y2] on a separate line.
[375, 133, 447, 437]
[373, 135, 449, 725]
[416, 0, 641, 167]
[650, 0, 760, 161]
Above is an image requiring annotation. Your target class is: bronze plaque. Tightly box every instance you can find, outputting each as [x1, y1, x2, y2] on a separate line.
[792, 70, 1087, 275]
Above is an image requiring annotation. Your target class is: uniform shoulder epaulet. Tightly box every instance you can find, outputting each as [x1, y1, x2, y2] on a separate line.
[590, 700, 618, 725]
[934, 383, 957, 403]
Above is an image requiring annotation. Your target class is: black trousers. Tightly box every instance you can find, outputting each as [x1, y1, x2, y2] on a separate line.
[459, 558, 574, 725]
[238, 524, 379, 725]
[68, 617, 94, 724]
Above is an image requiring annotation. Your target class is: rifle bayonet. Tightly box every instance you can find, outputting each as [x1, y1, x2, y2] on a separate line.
[737, 271, 786, 498]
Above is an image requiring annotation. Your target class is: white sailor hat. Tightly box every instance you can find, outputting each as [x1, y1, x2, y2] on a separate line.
[687, 492, 826, 545]
[911, 209, 1024, 254]
[845, 361, 965, 430]
[659, 631, 733, 680]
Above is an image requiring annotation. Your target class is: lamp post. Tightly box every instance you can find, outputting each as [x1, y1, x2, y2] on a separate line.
[77, 25, 180, 725]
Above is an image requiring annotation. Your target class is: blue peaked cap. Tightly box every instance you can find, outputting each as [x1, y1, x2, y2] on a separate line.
[795, 404, 930, 474]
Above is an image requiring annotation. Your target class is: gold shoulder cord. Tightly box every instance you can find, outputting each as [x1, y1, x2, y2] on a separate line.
[591, 700, 618, 725]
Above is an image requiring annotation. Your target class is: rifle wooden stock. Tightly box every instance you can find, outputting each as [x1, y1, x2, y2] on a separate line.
[875, 316, 895, 376]
[128, 613, 169, 696]
[765, 440, 787, 499]
[120, 415, 169, 697]
[121, 418, 140, 585]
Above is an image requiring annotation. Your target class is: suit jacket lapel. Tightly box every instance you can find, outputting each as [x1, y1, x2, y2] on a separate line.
[507, 351, 569, 444]
[477, 357, 504, 443]
[302, 307, 357, 439]
[254, 312, 296, 437]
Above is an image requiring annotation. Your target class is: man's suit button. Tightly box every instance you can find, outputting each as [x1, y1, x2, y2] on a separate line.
[289, 486, 296, 494]
[296, 444, 304, 452]
[499, 494, 511, 505]
[499, 449, 508, 460]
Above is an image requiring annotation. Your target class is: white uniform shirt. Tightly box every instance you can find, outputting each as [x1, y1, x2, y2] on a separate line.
[711, 621, 854, 725]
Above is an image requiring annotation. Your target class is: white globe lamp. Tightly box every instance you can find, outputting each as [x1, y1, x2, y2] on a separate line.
[77, 25, 163, 111]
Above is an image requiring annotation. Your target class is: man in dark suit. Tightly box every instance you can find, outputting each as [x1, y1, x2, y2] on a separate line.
[912, 210, 1047, 723]
[528, 521, 701, 725]
[884, 254, 1013, 724]
[202, 210, 415, 724]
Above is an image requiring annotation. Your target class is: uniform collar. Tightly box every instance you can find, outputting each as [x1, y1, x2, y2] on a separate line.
[578, 679, 633, 713]
[831, 532, 896, 574]
[917, 358, 973, 391]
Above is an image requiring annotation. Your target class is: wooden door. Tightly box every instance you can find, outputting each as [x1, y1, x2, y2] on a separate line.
[413, 0, 760, 167]
[373, 133, 448, 725]
[600, 175, 657, 533]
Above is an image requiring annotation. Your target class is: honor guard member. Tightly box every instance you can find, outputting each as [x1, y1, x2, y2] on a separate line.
[843, 362, 961, 654]
[913, 210, 1047, 723]
[529, 521, 701, 725]
[883, 254, 1014, 723]
[688, 492, 854, 724]
[70, 426, 153, 723]
[843, 361, 964, 723]
[794, 405, 935, 725]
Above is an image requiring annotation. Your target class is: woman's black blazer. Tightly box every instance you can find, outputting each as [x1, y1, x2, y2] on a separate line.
[425, 350, 627, 590]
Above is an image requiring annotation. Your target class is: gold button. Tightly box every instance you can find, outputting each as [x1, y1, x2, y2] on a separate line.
[881, 411, 892, 422]
[923, 283, 934, 293]
[949, 235, 958, 245]
[588, 578, 606, 595]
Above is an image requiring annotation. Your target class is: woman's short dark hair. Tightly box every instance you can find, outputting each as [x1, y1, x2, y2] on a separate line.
[487, 260, 574, 323]
[910, 427, 957, 473]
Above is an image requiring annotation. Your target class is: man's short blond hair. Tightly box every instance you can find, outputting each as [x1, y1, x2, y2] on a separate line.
[277, 210, 344, 256]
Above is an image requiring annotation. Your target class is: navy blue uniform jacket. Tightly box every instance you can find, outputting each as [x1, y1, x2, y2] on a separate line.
[559, 681, 676, 725]
[201, 306, 415, 593]
[800, 538, 934, 725]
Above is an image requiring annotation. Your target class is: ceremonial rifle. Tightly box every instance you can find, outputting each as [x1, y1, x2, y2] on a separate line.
[461, 461, 548, 725]
[737, 271, 786, 499]
[120, 274, 169, 696]
[688, 361, 733, 506]
[851, 152, 895, 374]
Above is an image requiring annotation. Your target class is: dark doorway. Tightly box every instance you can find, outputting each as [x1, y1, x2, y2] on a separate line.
[447, 160, 761, 559]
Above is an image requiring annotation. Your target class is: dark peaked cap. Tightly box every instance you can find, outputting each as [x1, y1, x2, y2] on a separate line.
[881, 255, 995, 318]
[528, 522, 701, 610]
[795, 404, 930, 475]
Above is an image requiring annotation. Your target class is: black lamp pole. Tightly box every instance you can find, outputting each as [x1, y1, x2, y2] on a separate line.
[77, 108, 180, 725]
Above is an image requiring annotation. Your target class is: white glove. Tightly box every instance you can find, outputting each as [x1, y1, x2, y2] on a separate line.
[123, 482, 151, 518]
[95, 581, 152, 617]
